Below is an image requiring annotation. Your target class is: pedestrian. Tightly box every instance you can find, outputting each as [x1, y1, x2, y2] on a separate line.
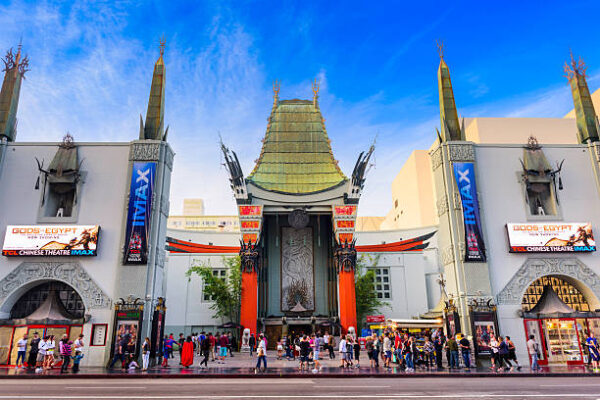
[255, 334, 267, 373]
[405, 336, 415, 372]
[15, 333, 27, 369]
[372, 333, 380, 368]
[27, 332, 40, 371]
[490, 335, 500, 371]
[497, 336, 511, 371]
[434, 334, 443, 370]
[526, 334, 540, 372]
[44, 335, 56, 370]
[181, 336, 194, 368]
[227, 332, 235, 357]
[323, 332, 330, 357]
[353, 337, 361, 369]
[458, 334, 471, 370]
[505, 336, 522, 371]
[71, 352, 84, 373]
[328, 334, 336, 359]
[73, 334, 85, 356]
[338, 335, 347, 368]
[200, 334, 210, 368]
[249, 333, 256, 357]
[141, 337, 151, 371]
[586, 332, 600, 372]
[161, 335, 171, 367]
[446, 335, 459, 369]
[178, 333, 184, 364]
[299, 335, 311, 371]
[60, 339, 72, 373]
[366, 335, 374, 368]
[127, 354, 139, 371]
[423, 336, 435, 369]
[383, 333, 392, 368]
[208, 332, 216, 361]
[109, 335, 126, 369]
[219, 332, 229, 362]
[345, 335, 354, 368]
[35, 336, 47, 373]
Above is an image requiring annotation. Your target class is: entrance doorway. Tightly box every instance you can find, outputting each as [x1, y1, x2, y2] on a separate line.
[287, 324, 313, 338]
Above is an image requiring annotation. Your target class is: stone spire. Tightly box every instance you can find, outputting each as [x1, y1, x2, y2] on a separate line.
[564, 52, 599, 144]
[437, 41, 463, 142]
[0, 43, 29, 142]
[140, 39, 166, 141]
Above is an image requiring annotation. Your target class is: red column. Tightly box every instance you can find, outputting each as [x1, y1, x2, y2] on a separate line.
[338, 269, 357, 334]
[240, 271, 258, 333]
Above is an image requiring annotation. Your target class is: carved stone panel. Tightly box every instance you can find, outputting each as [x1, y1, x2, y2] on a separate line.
[448, 144, 475, 162]
[496, 258, 600, 305]
[0, 262, 112, 313]
[281, 227, 314, 311]
[441, 245, 455, 266]
[129, 142, 160, 161]
[430, 147, 443, 171]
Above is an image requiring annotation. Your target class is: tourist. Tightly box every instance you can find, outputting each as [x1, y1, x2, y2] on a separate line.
[328, 334, 336, 359]
[505, 336, 522, 371]
[219, 332, 229, 362]
[586, 332, 600, 371]
[365, 334, 374, 367]
[45, 335, 56, 370]
[277, 338, 284, 360]
[178, 333, 185, 363]
[73, 333, 85, 356]
[526, 334, 540, 372]
[497, 336, 511, 371]
[208, 332, 216, 361]
[323, 332, 330, 357]
[434, 334, 444, 370]
[141, 337, 151, 371]
[338, 335, 347, 368]
[71, 352, 84, 373]
[60, 339, 72, 373]
[199, 334, 210, 368]
[446, 335, 459, 369]
[27, 332, 40, 371]
[127, 354, 139, 371]
[161, 335, 171, 367]
[181, 336, 194, 368]
[372, 333, 380, 368]
[383, 333, 392, 368]
[109, 335, 126, 369]
[353, 336, 361, 369]
[35, 336, 47, 373]
[423, 336, 435, 369]
[458, 334, 471, 370]
[489, 335, 500, 371]
[405, 336, 415, 372]
[299, 335, 311, 371]
[15, 333, 27, 369]
[249, 333, 256, 357]
[313, 333, 323, 372]
[255, 334, 267, 373]
[227, 332, 235, 357]
[345, 335, 354, 368]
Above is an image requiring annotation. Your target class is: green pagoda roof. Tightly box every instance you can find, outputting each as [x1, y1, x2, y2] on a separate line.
[247, 98, 347, 194]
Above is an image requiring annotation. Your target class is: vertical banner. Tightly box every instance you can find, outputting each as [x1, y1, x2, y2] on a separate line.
[123, 162, 156, 264]
[453, 162, 486, 262]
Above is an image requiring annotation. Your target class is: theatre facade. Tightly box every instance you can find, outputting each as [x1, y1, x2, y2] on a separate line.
[0, 45, 173, 366]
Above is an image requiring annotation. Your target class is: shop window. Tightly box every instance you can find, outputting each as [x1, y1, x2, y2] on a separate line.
[10, 281, 85, 319]
[202, 269, 227, 302]
[369, 267, 391, 300]
[522, 276, 589, 312]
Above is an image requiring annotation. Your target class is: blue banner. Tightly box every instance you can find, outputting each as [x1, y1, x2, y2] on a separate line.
[453, 162, 486, 262]
[123, 162, 156, 264]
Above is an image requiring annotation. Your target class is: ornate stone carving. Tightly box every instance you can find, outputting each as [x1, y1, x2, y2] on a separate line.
[496, 258, 600, 305]
[239, 241, 260, 273]
[282, 227, 315, 311]
[0, 262, 111, 311]
[334, 240, 357, 273]
[441, 245, 455, 265]
[430, 147, 443, 171]
[453, 191, 462, 210]
[129, 141, 160, 161]
[436, 195, 448, 217]
[447, 143, 475, 162]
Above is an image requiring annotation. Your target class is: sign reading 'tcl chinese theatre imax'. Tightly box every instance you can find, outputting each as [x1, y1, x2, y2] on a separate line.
[2, 225, 100, 256]
[123, 162, 156, 264]
[453, 162, 486, 262]
[506, 223, 596, 253]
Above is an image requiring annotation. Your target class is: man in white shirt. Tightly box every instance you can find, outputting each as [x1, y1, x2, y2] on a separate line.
[15, 334, 28, 369]
[339, 336, 347, 368]
[526, 335, 540, 371]
[74, 334, 85, 355]
[36, 337, 47, 373]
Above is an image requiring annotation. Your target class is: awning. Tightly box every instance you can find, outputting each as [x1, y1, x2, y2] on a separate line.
[386, 318, 443, 329]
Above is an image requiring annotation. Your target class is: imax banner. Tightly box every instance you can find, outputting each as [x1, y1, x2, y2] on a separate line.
[123, 162, 156, 264]
[453, 162, 486, 262]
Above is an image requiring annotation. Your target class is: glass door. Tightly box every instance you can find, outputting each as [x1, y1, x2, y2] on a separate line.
[544, 319, 583, 364]
[524, 319, 546, 364]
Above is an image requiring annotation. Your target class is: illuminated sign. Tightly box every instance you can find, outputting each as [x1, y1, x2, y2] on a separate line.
[333, 205, 357, 217]
[238, 205, 263, 245]
[506, 223, 595, 253]
[332, 205, 358, 244]
[2, 225, 100, 256]
[123, 162, 156, 264]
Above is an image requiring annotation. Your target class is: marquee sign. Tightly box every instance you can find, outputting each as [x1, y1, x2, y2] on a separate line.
[238, 205, 263, 244]
[506, 223, 596, 253]
[453, 162, 486, 262]
[332, 205, 357, 244]
[123, 162, 156, 264]
[2, 225, 100, 256]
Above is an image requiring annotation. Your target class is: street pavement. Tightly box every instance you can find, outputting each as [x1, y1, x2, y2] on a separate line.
[0, 376, 600, 399]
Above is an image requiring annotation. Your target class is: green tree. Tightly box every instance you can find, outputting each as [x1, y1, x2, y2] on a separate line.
[355, 254, 388, 329]
[186, 255, 242, 324]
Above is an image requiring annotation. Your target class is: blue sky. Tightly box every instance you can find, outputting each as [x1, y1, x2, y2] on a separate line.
[2, 0, 600, 216]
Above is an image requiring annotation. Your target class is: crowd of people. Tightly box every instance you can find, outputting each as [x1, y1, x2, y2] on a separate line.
[12, 332, 85, 373]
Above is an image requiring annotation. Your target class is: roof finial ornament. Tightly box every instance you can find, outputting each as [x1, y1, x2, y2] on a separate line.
[564, 49, 586, 80]
[312, 78, 320, 105]
[436, 39, 444, 59]
[159, 36, 166, 57]
[272, 79, 280, 104]
[526, 135, 541, 150]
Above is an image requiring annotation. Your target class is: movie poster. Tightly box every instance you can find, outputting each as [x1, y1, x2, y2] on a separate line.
[472, 312, 497, 356]
[123, 162, 156, 264]
[506, 223, 595, 253]
[453, 162, 486, 262]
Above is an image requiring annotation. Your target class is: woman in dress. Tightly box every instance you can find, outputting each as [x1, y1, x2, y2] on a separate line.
[180, 336, 194, 368]
[586, 332, 600, 372]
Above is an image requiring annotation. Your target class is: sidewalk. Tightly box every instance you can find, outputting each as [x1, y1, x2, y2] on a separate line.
[1, 352, 599, 378]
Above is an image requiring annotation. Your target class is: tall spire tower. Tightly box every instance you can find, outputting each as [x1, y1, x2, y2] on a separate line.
[140, 39, 166, 141]
[437, 41, 463, 142]
[0, 44, 29, 142]
[565, 52, 599, 144]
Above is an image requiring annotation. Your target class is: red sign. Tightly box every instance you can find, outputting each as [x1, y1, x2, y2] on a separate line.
[240, 220, 260, 229]
[366, 315, 385, 324]
[238, 206, 262, 217]
[333, 205, 357, 216]
[336, 220, 355, 228]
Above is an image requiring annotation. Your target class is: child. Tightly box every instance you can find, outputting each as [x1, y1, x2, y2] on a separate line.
[276, 340, 283, 360]
[71, 353, 84, 373]
[128, 355, 139, 372]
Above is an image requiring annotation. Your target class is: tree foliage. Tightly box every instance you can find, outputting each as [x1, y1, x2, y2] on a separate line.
[355, 254, 389, 329]
[186, 255, 242, 324]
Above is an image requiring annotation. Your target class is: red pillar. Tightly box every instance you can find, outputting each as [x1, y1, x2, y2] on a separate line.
[240, 270, 258, 333]
[338, 269, 357, 334]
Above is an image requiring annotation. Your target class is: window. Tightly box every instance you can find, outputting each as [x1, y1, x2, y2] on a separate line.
[202, 269, 227, 301]
[11, 281, 85, 319]
[370, 267, 391, 300]
[521, 276, 589, 312]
